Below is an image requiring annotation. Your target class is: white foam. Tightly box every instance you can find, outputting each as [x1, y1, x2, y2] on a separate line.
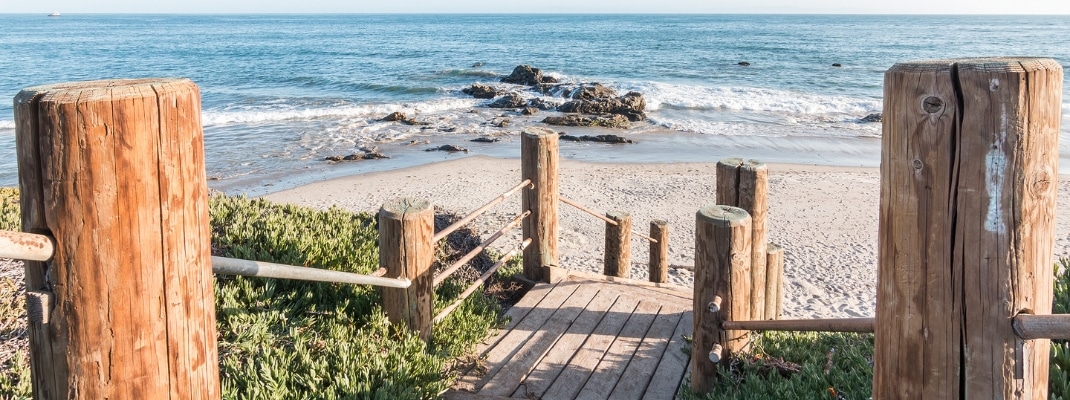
[202, 98, 481, 126]
[0, 120, 14, 130]
[617, 81, 882, 115]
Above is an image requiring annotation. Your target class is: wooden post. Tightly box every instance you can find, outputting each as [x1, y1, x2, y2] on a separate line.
[692, 205, 751, 393]
[649, 220, 669, 283]
[379, 198, 435, 341]
[603, 212, 631, 278]
[14, 79, 219, 399]
[765, 243, 784, 320]
[876, 58, 1061, 399]
[716, 158, 769, 321]
[521, 127, 559, 282]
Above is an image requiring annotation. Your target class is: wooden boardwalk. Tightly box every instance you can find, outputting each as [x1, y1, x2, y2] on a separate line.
[447, 271, 694, 400]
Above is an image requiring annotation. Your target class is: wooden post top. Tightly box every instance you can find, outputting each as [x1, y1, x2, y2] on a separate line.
[16, 78, 196, 103]
[522, 126, 558, 138]
[651, 219, 668, 228]
[697, 205, 750, 226]
[380, 198, 432, 219]
[606, 211, 630, 220]
[887, 57, 1062, 73]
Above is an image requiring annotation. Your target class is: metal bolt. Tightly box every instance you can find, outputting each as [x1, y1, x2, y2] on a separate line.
[707, 295, 723, 313]
[708, 344, 724, 363]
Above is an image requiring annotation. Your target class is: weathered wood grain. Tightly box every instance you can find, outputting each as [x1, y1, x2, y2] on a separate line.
[379, 198, 434, 341]
[521, 127, 560, 282]
[603, 211, 632, 278]
[738, 160, 768, 320]
[541, 294, 640, 400]
[648, 220, 669, 284]
[765, 243, 784, 320]
[14, 79, 219, 399]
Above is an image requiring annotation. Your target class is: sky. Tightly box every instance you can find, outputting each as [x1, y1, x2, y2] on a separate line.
[3, 0, 1070, 15]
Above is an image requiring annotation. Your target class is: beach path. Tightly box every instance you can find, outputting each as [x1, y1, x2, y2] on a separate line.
[447, 270, 693, 400]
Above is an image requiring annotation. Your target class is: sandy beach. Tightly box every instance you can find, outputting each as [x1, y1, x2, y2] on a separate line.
[263, 156, 1070, 319]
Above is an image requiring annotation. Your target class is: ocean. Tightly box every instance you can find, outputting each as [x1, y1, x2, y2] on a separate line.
[1, 14, 1068, 194]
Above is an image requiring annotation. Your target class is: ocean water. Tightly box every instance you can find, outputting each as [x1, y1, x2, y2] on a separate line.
[1, 14, 1068, 193]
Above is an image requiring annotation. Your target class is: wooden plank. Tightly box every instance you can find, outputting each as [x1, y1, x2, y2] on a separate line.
[607, 305, 685, 400]
[603, 211, 632, 278]
[464, 280, 582, 391]
[541, 293, 641, 400]
[954, 58, 1060, 399]
[739, 160, 768, 320]
[575, 300, 662, 400]
[521, 127, 560, 282]
[479, 284, 601, 396]
[641, 310, 694, 400]
[561, 270, 692, 300]
[379, 198, 435, 341]
[512, 287, 621, 399]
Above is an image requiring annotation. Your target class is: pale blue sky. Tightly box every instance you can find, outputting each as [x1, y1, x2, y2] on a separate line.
[3, 0, 1069, 14]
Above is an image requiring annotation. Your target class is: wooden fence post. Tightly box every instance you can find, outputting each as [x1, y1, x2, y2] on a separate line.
[875, 58, 1061, 399]
[765, 243, 784, 320]
[649, 220, 669, 283]
[692, 205, 751, 393]
[14, 79, 219, 399]
[521, 127, 559, 282]
[603, 212, 631, 278]
[380, 198, 435, 341]
[716, 158, 769, 320]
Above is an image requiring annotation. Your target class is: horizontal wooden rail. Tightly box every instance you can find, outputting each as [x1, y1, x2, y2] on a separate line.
[433, 179, 532, 242]
[434, 211, 530, 287]
[559, 196, 658, 243]
[1013, 314, 1070, 340]
[211, 256, 411, 288]
[722, 317, 874, 333]
[434, 239, 530, 323]
[0, 230, 55, 262]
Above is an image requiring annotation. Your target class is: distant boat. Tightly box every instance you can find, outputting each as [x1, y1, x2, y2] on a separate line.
[47, 12, 60, 17]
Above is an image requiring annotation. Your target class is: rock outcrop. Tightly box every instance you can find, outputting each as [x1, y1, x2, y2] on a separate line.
[501, 65, 558, 86]
[489, 93, 527, 108]
[542, 114, 631, 129]
[557, 91, 646, 121]
[462, 84, 500, 99]
[426, 144, 469, 153]
[559, 134, 634, 144]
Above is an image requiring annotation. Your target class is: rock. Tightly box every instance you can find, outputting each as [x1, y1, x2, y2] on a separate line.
[832, 63, 842, 67]
[521, 107, 539, 115]
[399, 118, 430, 126]
[470, 137, 500, 143]
[559, 134, 634, 144]
[557, 91, 646, 121]
[405, 140, 431, 146]
[738, 61, 751, 67]
[489, 93, 527, 108]
[426, 144, 469, 153]
[491, 117, 510, 127]
[462, 84, 500, 99]
[500, 65, 557, 86]
[566, 83, 617, 100]
[471, 61, 484, 68]
[325, 150, 390, 162]
[542, 114, 631, 129]
[527, 98, 561, 111]
[439, 126, 458, 133]
[382, 111, 407, 121]
[860, 113, 882, 123]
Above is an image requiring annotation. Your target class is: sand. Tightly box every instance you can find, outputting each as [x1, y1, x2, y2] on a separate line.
[263, 155, 1070, 319]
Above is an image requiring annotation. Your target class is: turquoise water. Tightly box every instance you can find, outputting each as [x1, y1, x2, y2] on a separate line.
[1, 14, 1068, 191]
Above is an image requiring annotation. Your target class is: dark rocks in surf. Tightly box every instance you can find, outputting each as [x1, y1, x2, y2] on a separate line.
[565, 83, 617, 100]
[490, 117, 510, 127]
[557, 91, 646, 122]
[860, 113, 882, 123]
[463, 83, 501, 99]
[471, 61, 484, 68]
[832, 63, 843, 67]
[489, 93, 527, 108]
[470, 137, 501, 143]
[559, 134, 634, 144]
[542, 114, 631, 129]
[382, 111, 407, 121]
[738, 61, 751, 66]
[501, 65, 558, 86]
[527, 98, 560, 110]
[521, 107, 539, 115]
[426, 144, 470, 153]
[325, 149, 390, 162]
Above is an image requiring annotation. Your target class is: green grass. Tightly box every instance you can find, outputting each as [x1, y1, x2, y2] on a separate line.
[0, 190, 510, 400]
[1052, 259, 1070, 400]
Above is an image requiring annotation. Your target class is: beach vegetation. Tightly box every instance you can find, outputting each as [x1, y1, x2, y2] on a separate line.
[0, 189, 514, 399]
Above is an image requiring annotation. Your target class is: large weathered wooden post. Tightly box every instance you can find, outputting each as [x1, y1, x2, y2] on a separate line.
[875, 58, 1061, 399]
[14, 79, 219, 399]
[380, 198, 434, 341]
[648, 220, 669, 283]
[521, 127, 559, 282]
[716, 158, 769, 320]
[692, 205, 751, 393]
